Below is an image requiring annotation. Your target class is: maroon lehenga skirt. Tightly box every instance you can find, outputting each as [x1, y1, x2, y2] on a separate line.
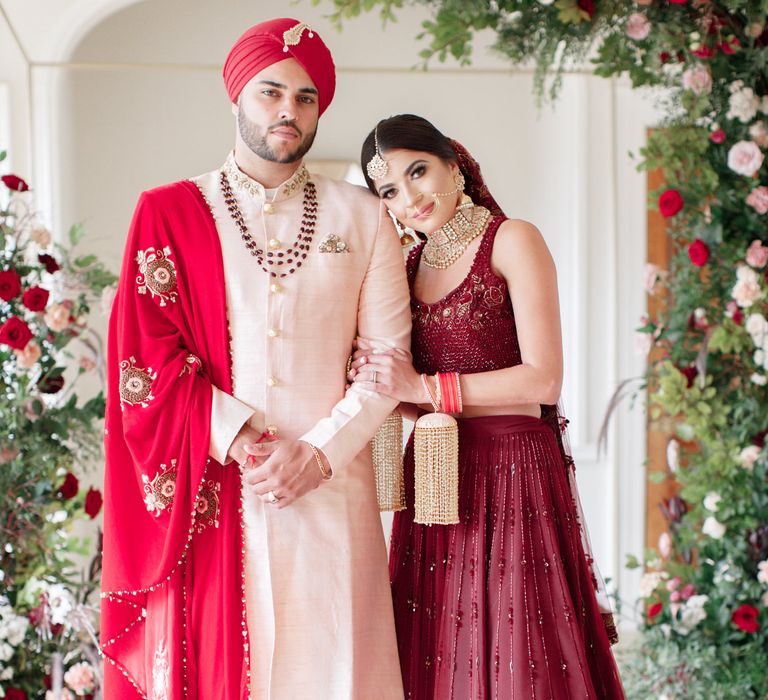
[389, 415, 625, 699]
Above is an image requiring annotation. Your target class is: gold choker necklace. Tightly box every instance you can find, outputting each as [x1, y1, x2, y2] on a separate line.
[422, 204, 491, 269]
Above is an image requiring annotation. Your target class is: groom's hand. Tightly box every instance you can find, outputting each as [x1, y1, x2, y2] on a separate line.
[227, 423, 270, 466]
[242, 439, 328, 509]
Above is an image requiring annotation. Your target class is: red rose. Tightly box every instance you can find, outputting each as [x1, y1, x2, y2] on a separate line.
[4, 689, 27, 700]
[676, 365, 698, 388]
[732, 604, 760, 633]
[577, 0, 594, 17]
[692, 45, 716, 59]
[659, 189, 684, 217]
[659, 52, 672, 63]
[0, 316, 33, 350]
[719, 38, 740, 54]
[668, 0, 687, 3]
[1, 174, 29, 192]
[38, 253, 60, 274]
[85, 487, 103, 518]
[709, 129, 726, 144]
[0, 269, 22, 301]
[57, 472, 79, 500]
[688, 239, 710, 266]
[22, 285, 50, 312]
[647, 601, 663, 621]
[39, 375, 65, 394]
[733, 309, 744, 325]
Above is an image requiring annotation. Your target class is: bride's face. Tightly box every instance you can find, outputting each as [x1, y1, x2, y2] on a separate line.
[373, 149, 461, 234]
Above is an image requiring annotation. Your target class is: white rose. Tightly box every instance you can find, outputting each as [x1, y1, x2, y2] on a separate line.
[639, 571, 664, 598]
[4, 616, 27, 647]
[703, 492, 721, 512]
[702, 516, 726, 539]
[0, 665, 14, 679]
[666, 439, 680, 473]
[676, 594, 709, 634]
[751, 373, 767, 386]
[727, 86, 760, 123]
[757, 560, 768, 585]
[739, 445, 762, 469]
[746, 313, 768, 340]
[0, 642, 12, 662]
[732, 265, 763, 307]
[46, 584, 74, 626]
[749, 121, 768, 149]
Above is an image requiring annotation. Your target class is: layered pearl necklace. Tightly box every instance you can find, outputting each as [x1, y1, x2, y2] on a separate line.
[422, 204, 491, 269]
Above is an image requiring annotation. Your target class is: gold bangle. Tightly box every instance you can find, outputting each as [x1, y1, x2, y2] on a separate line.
[306, 442, 332, 481]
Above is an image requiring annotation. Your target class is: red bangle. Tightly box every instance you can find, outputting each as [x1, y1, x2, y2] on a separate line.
[437, 372, 462, 414]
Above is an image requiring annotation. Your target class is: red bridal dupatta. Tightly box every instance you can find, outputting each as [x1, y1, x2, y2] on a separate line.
[101, 181, 248, 699]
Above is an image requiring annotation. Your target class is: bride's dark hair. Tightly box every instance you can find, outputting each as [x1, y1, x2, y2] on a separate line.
[360, 114, 456, 194]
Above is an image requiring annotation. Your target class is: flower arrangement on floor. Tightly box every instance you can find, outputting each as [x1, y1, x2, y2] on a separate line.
[320, 0, 768, 696]
[0, 152, 116, 698]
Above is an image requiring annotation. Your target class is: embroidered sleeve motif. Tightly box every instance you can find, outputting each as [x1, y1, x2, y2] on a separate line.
[136, 246, 178, 306]
[142, 460, 177, 517]
[180, 354, 202, 377]
[194, 479, 221, 533]
[152, 639, 170, 700]
[119, 356, 157, 409]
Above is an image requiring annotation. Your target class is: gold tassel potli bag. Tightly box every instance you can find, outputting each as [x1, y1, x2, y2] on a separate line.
[413, 372, 462, 525]
[371, 409, 405, 512]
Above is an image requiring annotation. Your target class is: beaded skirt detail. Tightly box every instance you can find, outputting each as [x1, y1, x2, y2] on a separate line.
[390, 415, 626, 699]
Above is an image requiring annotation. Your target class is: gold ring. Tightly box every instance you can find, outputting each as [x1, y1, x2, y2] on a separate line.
[267, 490, 280, 505]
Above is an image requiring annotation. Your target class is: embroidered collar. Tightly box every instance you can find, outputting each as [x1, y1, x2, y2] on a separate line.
[221, 152, 309, 201]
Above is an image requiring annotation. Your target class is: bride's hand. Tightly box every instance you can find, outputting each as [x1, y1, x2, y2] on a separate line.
[350, 348, 427, 404]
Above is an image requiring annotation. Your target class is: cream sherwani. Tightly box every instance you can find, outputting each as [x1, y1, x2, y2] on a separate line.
[192, 155, 409, 700]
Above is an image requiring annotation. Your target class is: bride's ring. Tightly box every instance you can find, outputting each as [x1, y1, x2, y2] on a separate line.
[372, 369, 378, 384]
[267, 490, 280, 505]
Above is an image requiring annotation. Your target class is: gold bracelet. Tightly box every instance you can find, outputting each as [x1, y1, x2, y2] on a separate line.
[305, 442, 332, 481]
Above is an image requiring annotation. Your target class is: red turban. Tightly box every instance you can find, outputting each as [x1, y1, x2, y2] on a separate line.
[223, 18, 336, 116]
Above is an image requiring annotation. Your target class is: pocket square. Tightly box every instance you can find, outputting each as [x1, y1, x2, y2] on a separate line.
[318, 233, 350, 253]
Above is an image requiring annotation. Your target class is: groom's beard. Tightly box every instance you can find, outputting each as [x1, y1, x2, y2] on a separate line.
[238, 104, 317, 164]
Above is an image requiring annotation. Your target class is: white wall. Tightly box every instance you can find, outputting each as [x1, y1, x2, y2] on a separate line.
[3, 0, 663, 623]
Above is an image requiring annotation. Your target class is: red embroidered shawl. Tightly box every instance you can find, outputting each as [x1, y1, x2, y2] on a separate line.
[101, 181, 248, 698]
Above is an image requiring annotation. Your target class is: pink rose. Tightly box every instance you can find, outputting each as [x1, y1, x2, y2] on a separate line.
[45, 302, 72, 332]
[64, 661, 96, 694]
[746, 239, 768, 267]
[747, 187, 768, 215]
[14, 340, 41, 369]
[682, 64, 712, 94]
[680, 583, 695, 600]
[727, 140, 765, 177]
[670, 590, 682, 602]
[749, 121, 768, 149]
[626, 13, 651, 41]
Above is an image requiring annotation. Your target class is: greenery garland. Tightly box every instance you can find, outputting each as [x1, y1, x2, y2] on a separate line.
[317, 1, 768, 696]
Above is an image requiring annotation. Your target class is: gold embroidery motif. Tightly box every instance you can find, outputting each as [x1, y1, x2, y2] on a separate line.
[142, 460, 177, 517]
[136, 246, 178, 306]
[152, 639, 170, 700]
[318, 233, 350, 253]
[282, 22, 313, 52]
[119, 356, 157, 408]
[222, 153, 309, 199]
[180, 354, 202, 376]
[194, 479, 221, 533]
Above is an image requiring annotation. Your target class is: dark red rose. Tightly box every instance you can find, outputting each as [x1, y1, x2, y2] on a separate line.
[647, 601, 663, 621]
[733, 309, 744, 325]
[676, 365, 698, 388]
[663, 495, 688, 522]
[668, 0, 687, 3]
[1, 174, 29, 192]
[732, 604, 760, 633]
[577, 0, 594, 17]
[0, 316, 33, 350]
[38, 375, 65, 394]
[57, 472, 79, 500]
[22, 285, 49, 312]
[4, 689, 27, 700]
[688, 239, 710, 266]
[37, 253, 60, 274]
[709, 129, 726, 144]
[84, 487, 103, 518]
[692, 45, 716, 59]
[659, 189, 684, 217]
[28, 602, 45, 627]
[719, 38, 740, 54]
[752, 429, 768, 448]
[0, 269, 22, 301]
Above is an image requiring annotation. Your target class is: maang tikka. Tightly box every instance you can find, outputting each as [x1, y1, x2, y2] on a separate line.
[366, 125, 389, 181]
